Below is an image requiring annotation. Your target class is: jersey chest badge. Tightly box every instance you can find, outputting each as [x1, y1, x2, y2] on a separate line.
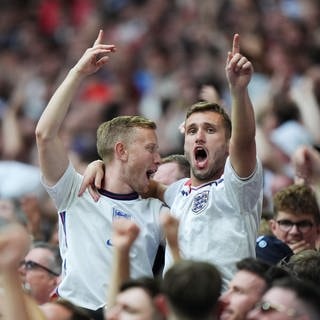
[112, 208, 132, 220]
[191, 190, 209, 214]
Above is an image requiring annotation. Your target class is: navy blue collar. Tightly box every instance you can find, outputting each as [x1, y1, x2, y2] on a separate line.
[98, 189, 139, 200]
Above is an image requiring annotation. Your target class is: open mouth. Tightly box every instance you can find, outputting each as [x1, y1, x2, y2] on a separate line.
[195, 147, 207, 161]
[146, 169, 156, 180]
[194, 147, 208, 169]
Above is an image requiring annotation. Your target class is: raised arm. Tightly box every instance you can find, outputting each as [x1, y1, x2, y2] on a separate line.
[35, 30, 115, 186]
[160, 212, 181, 262]
[226, 34, 256, 178]
[107, 219, 140, 307]
[0, 221, 46, 320]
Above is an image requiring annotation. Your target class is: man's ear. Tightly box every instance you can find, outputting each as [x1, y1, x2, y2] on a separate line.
[269, 218, 277, 234]
[154, 294, 169, 318]
[115, 142, 128, 161]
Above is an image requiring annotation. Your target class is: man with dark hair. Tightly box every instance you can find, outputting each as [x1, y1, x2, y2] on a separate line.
[247, 277, 320, 320]
[155, 34, 263, 291]
[219, 258, 288, 320]
[159, 260, 222, 320]
[107, 277, 164, 320]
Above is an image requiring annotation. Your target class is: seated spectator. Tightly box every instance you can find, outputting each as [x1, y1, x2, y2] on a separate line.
[158, 259, 222, 320]
[247, 277, 320, 319]
[18, 241, 62, 305]
[152, 154, 190, 186]
[219, 257, 287, 320]
[269, 184, 320, 254]
[107, 277, 164, 320]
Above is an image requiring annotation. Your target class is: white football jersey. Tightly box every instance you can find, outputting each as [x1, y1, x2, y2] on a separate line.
[43, 163, 166, 310]
[163, 157, 263, 290]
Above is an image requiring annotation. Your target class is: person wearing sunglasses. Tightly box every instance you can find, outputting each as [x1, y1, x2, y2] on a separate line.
[247, 277, 320, 320]
[269, 184, 320, 254]
[19, 241, 61, 305]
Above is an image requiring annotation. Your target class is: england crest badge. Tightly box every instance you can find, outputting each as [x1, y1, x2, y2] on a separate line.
[191, 190, 209, 214]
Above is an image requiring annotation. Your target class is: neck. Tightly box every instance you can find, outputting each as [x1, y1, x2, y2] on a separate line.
[103, 164, 134, 194]
[190, 174, 223, 187]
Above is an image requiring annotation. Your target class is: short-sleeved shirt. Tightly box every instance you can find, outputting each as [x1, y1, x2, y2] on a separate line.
[163, 157, 263, 289]
[43, 163, 166, 310]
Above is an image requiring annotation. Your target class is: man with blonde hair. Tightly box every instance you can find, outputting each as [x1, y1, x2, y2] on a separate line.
[35, 30, 168, 319]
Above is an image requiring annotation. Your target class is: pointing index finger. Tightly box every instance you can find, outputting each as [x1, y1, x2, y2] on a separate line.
[232, 33, 240, 55]
[93, 29, 104, 46]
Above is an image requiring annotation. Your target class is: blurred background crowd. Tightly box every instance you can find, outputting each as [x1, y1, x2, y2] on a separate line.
[1, 0, 320, 243]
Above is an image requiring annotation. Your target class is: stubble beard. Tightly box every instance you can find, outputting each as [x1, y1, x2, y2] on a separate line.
[192, 165, 222, 182]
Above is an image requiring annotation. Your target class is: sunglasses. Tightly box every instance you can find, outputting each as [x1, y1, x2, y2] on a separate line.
[20, 260, 59, 276]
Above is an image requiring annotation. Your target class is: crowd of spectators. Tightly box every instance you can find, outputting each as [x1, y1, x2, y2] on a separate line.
[1, 0, 320, 319]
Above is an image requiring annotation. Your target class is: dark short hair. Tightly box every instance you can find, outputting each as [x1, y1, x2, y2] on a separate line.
[185, 101, 232, 139]
[236, 257, 270, 277]
[32, 241, 62, 276]
[162, 260, 222, 319]
[271, 277, 320, 319]
[161, 154, 190, 178]
[236, 257, 288, 290]
[120, 276, 162, 298]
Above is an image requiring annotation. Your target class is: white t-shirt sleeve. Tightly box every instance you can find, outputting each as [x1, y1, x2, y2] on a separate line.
[41, 162, 83, 211]
[224, 157, 263, 213]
